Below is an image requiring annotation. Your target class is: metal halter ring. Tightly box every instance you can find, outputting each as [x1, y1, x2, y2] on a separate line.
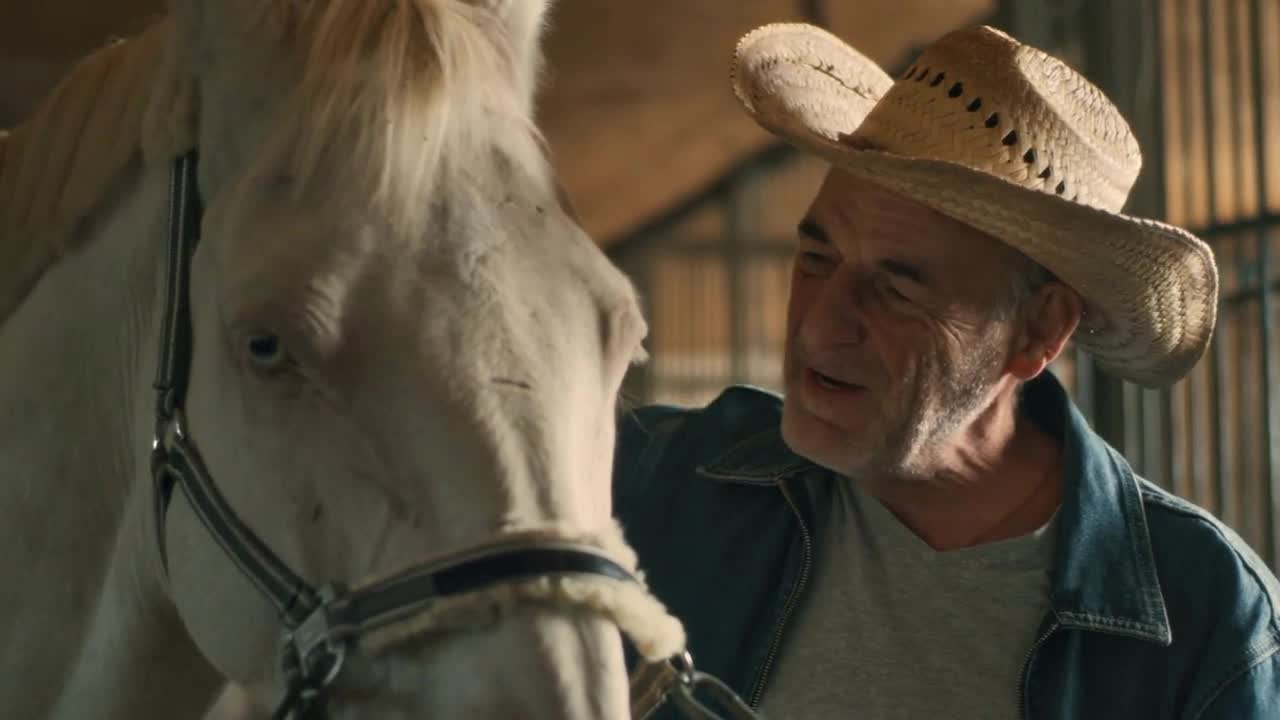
[669, 650, 697, 686]
[282, 585, 350, 694]
[664, 651, 764, 720]
[151, 409, 189, 469]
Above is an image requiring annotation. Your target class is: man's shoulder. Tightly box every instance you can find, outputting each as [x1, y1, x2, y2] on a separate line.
[620, 384, 784, 433]
[614, 385, 789, 493]
[1136, 478, 1280, 650]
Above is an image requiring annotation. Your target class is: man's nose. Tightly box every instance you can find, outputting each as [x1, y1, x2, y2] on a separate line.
[800, 271, 868, 348]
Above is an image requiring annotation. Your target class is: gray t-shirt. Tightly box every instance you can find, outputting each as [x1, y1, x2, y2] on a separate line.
[758, 473, 1056, 720]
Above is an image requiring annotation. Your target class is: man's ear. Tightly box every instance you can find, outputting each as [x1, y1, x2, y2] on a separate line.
[1005, 282, 1084, 381]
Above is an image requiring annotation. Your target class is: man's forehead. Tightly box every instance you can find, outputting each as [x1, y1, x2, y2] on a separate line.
[809, 169, 1017, 263]
[815, 169, 952, 233]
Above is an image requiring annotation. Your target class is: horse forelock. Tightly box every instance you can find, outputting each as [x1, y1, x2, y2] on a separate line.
[0, 1, 550, 330]
[249, 0, 547, 237]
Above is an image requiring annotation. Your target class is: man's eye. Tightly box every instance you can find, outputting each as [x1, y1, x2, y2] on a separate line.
[797, 252, 834, 274]
[880, 277, 913, 303]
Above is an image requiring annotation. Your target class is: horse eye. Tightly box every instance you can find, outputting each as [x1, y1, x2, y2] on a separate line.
[246, 333, 288, 370]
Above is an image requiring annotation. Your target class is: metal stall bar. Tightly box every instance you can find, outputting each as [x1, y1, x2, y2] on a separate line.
[1208, 303, 1230, 521]
[1084, 0, 1134, 466]
[803, 0, 829, 30]
[724, 166, 762, 386]
[1061, 0, 1097, 425]
[1073, 333, 1096, 425]
[1248, 0, 1279, 566]
[1147, 0, 1191, 493]
[1138, 0, 1169, 486]
[1193, 0, 1217, 506]
[1212, 0, 1247, 525]
[608, 144, 799, 405]
[607, 144, 797, 257]
[1161, 388, 1178, 494]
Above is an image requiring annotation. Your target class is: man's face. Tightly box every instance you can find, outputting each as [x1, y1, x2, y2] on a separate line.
[781, 169, 1028, 481]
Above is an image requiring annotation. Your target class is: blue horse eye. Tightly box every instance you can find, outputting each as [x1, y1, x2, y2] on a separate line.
[247, 334, 286, 367]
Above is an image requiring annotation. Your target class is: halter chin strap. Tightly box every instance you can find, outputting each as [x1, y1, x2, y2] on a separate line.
[148, 151, 761, 720]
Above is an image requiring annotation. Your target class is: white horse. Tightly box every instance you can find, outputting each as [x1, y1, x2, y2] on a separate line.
[0, 1, 687, 718]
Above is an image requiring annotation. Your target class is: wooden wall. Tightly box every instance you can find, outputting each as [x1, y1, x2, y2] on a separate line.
[0, 0, 994, 244]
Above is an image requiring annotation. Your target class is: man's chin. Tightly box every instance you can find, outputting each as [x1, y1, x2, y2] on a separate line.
[781, 404, 871, 473]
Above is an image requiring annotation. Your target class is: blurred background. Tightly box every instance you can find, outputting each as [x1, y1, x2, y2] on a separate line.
[3, 0, 1279, 565]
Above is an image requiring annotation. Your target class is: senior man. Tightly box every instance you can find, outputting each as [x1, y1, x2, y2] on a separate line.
[619, 23, 1278, 719]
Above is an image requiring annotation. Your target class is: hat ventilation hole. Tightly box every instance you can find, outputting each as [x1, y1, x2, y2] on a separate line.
[1055, 181, 1067, 195]
[1002, 130, 1019, 146]
[916, 67, 930, 81]
[1038, 166, 1053, 179]
[1023, 148, 1037, 163]
[985, 112, 1000, 128]
[967, 97, 982, 111]
[948, 82, 964, 98]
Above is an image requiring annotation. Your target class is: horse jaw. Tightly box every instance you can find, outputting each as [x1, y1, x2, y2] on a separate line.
[207, 615, 629, 720]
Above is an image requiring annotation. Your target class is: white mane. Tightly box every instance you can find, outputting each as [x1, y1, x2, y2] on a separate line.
[245, 0, 546, 235]
[0, 1, 546, 328]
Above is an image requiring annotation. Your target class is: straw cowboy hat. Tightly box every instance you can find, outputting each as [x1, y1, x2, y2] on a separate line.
[730, 23, 1219, 388]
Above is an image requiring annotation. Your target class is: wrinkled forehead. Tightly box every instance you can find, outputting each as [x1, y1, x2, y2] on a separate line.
[810, 168, 1027, 283]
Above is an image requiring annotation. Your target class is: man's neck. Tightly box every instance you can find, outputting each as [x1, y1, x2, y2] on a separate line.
[861, 385, 1064, 552]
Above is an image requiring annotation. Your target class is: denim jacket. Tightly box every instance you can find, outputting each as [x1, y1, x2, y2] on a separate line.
[614, 372, 1280, 718]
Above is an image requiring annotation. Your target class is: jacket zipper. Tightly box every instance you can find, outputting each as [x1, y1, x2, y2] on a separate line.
[1017, 619, 1058, 719]
[748, 477, 814, 708]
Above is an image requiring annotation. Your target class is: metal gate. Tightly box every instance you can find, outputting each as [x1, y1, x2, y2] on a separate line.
[609, 145, 811, 408]
[998, 0, 1280, 567]
[609, 0, 1280, 567]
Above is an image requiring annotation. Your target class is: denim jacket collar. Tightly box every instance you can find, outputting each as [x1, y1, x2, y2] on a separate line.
[695, 426, 815, 484]
[694, 372, 1172, 646]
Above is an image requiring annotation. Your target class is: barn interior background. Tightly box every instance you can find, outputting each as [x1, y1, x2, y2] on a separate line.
[3, 0, 1278, 565]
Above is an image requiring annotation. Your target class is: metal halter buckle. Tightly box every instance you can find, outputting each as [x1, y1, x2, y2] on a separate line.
[282, 585, 349, 697]
[150, 409, 189, 472]
[663, 650, 764, 720]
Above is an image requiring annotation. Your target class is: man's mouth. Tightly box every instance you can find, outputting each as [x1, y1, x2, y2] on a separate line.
[810, 368, 863, 392]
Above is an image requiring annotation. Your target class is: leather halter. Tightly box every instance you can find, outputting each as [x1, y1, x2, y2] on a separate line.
[149, 151, 642, 718]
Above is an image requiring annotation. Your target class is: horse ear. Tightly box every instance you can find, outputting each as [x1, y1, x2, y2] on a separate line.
[160, 0, 304, 192]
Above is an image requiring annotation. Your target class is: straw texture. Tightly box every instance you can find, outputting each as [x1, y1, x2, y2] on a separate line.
[731, 23, 1218, 387]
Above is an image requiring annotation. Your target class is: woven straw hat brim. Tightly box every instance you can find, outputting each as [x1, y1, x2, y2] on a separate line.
[731, 23, 1219, 388]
